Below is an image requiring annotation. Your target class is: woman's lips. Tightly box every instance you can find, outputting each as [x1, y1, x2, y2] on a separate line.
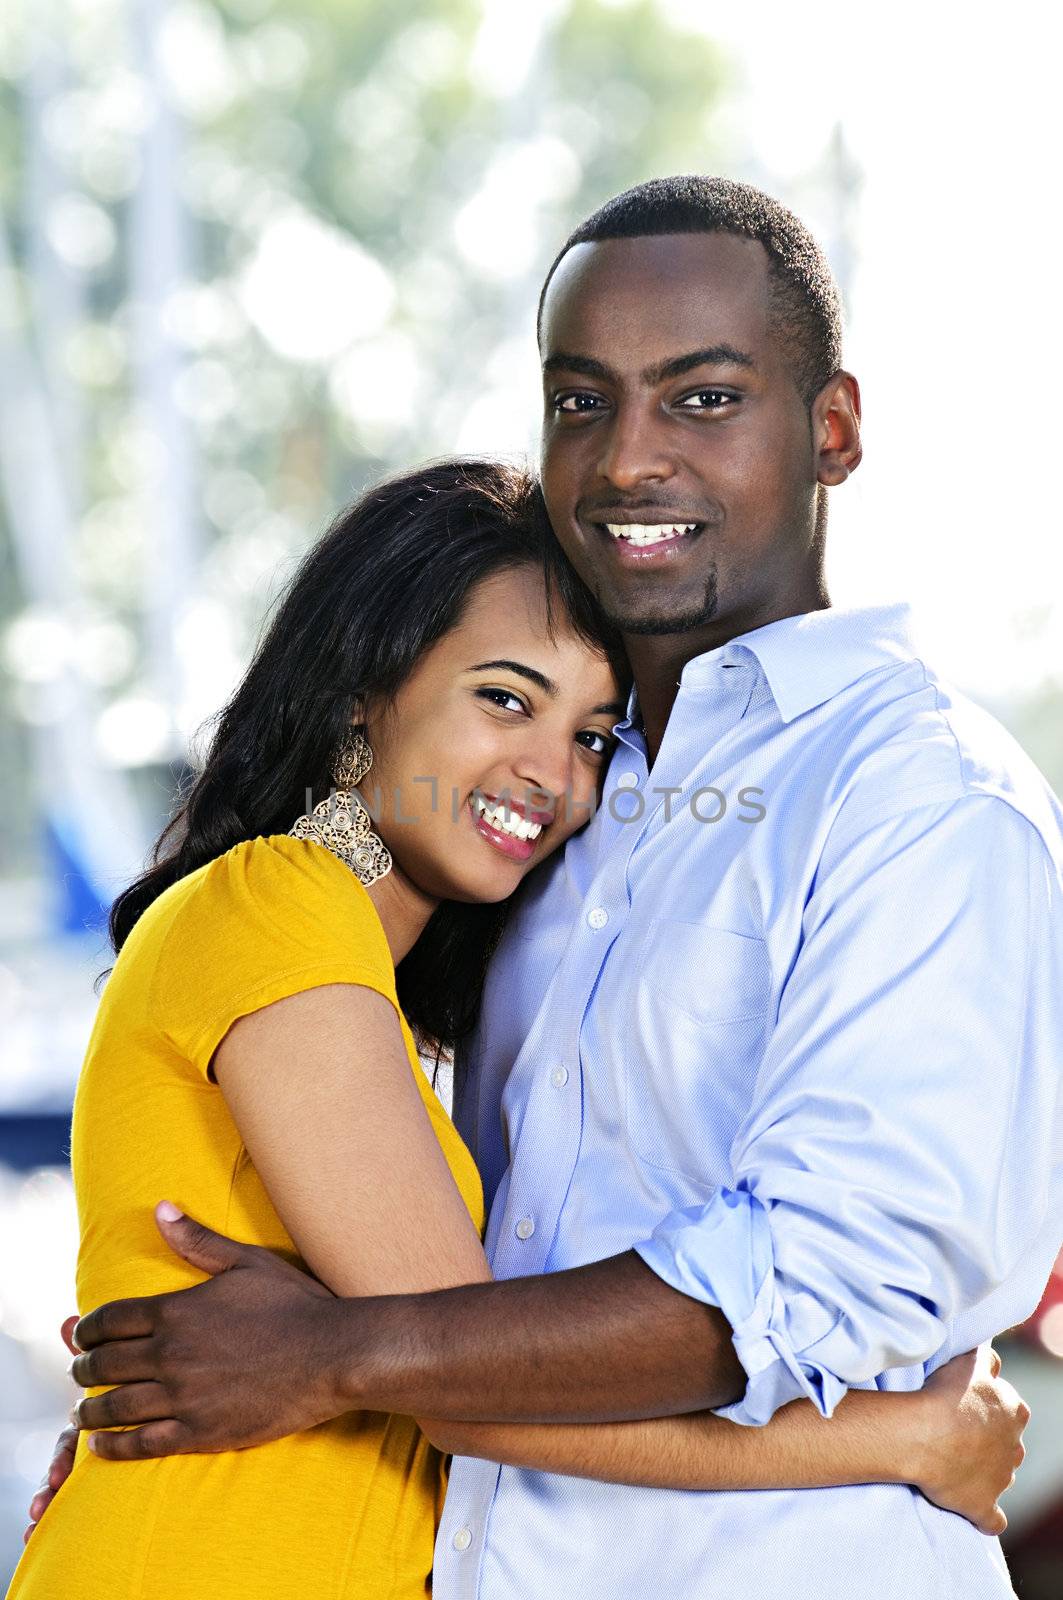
[479, 791, 555, 826]
[467, 797, 539, 861]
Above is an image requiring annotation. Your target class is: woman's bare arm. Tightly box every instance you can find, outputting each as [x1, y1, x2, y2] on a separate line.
[422, 1348, 1026, 1535]
[212, 985, 490, 1299]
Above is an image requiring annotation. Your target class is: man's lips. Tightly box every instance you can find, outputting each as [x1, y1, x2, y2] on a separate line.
[584, 510, 709, 526]
[580, 509, 714, 546]
[577, 514, 708, 559]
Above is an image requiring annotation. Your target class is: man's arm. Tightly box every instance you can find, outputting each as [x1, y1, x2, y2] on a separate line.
[38, 1313, 1029, 1536]
[637, 795, 1063, 1426]
[72, 1212, 743, 1457]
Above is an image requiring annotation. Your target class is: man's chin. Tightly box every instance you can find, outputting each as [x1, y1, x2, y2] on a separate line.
[601, 587, 720, 638]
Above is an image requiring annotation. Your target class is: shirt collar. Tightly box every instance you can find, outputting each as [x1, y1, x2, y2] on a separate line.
[680, 603, 920, 723]
[614, 683, 645, 751]
[608, 605, 919, 734]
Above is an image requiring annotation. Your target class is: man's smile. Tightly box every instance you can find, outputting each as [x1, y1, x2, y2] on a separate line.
[602, 521, 699, 547]
[579, 505, 715, 565]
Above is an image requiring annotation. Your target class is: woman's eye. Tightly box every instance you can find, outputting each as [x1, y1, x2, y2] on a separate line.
[554, 392, 605, 414]
[476, 686, 527, 715]
[577, 729, 614, 756]
[675, 389, 735, 411]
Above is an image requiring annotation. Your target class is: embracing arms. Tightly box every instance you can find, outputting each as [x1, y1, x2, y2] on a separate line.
[56, 981, 1026, 1531]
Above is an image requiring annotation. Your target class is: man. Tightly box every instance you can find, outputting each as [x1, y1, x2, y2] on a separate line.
[61, 178, 1063, 1597]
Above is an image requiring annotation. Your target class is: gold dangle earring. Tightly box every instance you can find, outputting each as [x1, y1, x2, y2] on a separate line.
[289, 728, 393, 886]
[333, 728, 373, 789]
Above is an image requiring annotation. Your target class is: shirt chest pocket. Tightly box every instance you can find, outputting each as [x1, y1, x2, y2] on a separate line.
[623, 920, 773, 1183]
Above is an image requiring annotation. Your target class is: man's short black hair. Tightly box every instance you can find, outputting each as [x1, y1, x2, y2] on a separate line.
[538, 175, 843, 406]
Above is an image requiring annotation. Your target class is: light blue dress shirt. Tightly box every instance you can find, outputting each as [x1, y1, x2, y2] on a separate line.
[436, 604, 1063, 1600]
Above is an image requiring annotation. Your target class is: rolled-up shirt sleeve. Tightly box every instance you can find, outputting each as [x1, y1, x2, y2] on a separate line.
[635, 793, 1063, 1425]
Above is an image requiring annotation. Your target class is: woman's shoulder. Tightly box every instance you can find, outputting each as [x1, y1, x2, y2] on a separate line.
[131, 835, 395, 1001]
[200, 833, 370, 902]
[137, 836, 398, 1077]
[183, 833, 389, 953]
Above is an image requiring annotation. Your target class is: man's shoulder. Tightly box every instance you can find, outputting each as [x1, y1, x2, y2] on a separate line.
[832, 658, 1063, 856]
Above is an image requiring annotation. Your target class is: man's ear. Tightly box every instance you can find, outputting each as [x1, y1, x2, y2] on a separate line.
[814, 371, 862, 486]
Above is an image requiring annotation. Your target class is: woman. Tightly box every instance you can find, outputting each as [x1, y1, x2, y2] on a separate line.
[11, 460, 1023, 1599]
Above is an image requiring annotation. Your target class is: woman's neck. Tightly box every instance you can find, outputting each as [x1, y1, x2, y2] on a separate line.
[364, 864, 439, 965]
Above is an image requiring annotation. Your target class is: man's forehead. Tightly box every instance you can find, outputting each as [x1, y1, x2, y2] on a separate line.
[540, 232, 772, 359]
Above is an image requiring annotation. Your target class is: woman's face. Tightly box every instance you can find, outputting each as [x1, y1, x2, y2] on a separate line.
[361, 565, 626, 904]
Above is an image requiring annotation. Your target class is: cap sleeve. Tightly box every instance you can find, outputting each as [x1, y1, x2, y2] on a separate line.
[149, 835, 398, 1079]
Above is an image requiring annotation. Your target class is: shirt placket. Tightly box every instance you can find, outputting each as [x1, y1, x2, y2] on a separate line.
[438, 661, 760, 1600]
[617, 661, 759, 880]
[437, 785, 646, 1596]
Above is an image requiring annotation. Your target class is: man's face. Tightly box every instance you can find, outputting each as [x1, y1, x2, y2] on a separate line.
[538, 232, 851, 639]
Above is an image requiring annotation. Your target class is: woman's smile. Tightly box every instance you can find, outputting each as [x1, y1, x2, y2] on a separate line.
[468, 792, 550, 862]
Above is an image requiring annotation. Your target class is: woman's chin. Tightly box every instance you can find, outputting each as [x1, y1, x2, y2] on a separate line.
[432, 849, 534, 906]
[450, 871, 527, 906]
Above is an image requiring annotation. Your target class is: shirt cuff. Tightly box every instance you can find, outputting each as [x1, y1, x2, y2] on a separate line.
[634, 1187, 849, 1427]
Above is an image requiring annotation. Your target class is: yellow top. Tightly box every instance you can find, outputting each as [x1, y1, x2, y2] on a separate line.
[8, 835, 484, 1600]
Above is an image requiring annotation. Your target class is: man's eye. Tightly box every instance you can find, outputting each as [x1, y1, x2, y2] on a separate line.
[554, 392, 604, 414]
[675, 389, 735, 411]
[577, 729, 614, 756]
[476, 687, 527, 715]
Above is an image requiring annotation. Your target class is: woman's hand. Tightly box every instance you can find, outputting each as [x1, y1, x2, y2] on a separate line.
[23, 1316, 81, 1544]
[24, 1426, 79, 1544]
[912, 1345, 1029, 1534]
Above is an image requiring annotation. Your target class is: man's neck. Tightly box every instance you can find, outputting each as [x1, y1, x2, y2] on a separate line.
[625, 589, 831, 766]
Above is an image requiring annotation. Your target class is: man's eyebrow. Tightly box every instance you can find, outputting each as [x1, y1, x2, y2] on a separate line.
[542, 346, 755, 386]
[467, 659, 557, 696]
[541, 352, 618, 383]
[646, 346, 756, 383]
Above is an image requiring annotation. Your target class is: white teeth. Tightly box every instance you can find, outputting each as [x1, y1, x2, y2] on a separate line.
[604, 522, 697, 545]
[472, 795, 543, 842]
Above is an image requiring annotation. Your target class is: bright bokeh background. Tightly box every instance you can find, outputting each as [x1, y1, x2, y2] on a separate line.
[1, 0, 1060, 1589]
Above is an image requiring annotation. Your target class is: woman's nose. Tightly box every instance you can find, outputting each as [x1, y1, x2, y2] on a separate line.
[510, 735, 573, 815]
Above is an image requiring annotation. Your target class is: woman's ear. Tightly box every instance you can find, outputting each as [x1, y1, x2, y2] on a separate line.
[352, 696, 388, 749]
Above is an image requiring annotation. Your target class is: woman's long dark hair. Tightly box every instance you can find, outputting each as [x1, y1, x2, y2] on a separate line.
[109, 459, 626, 1056]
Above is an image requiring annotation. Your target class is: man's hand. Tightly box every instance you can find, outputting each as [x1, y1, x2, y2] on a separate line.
[913, 1345, 1030, 1535]
[71, 1203, 352, 1458]
[72, 1205, 742, 1454]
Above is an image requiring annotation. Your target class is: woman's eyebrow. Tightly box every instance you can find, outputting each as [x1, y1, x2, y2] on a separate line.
[467, 659, 556, 696]
[468, 663, 625, 719]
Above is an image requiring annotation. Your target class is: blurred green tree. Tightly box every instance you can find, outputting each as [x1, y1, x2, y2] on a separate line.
[0, 0, 728, 876]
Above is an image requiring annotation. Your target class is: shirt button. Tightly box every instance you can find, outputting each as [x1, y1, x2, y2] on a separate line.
[452, 1527, 472, 1552]
[515, 1216, 535, 1240]
[587, 906, 609, 929]
[550, 1066, 569, 1088]
[616, 772, 639, 788]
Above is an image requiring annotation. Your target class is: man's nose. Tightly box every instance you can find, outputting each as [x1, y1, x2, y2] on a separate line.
[596, 407, 676, 492]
